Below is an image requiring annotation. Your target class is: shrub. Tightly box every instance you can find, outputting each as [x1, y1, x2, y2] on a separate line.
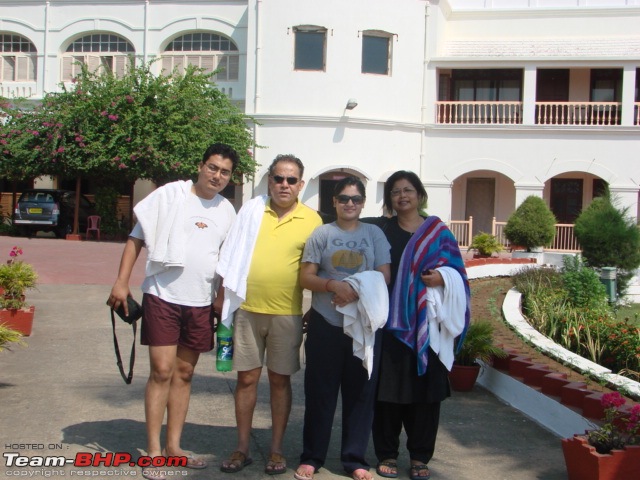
[469, 232, 504, 257]
[504, 196, 556, 251]
[574, 193, 640, 297]
[561, 256, 609, 310]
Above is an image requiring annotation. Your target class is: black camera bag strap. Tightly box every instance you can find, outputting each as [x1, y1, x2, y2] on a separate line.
[110, 309, 137, 384]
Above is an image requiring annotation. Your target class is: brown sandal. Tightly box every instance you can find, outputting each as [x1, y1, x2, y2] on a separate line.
[265, 452, 287, 475]
[220, 451, 253, 473]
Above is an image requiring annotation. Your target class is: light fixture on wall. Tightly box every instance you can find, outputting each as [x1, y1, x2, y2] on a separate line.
[345, 98, 358, 110]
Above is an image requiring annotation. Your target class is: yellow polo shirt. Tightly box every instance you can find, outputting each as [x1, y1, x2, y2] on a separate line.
[241, 199, 322, 315]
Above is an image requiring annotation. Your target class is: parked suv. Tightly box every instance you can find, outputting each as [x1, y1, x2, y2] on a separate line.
[13, 189, 96, 238]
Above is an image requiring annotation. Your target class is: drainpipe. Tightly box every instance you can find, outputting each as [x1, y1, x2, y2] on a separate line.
[250, 0, 262, 199]
[419, 1, 430, 181]
[42, 1, 50, 96]
[143, 0, 149, 64]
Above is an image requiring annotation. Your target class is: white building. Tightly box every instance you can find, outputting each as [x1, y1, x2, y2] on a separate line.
[1, 0, 639, 246]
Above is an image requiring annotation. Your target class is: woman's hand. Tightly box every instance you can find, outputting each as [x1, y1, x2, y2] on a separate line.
[330, 280, 359, 307]
[421, 269, 444, 288]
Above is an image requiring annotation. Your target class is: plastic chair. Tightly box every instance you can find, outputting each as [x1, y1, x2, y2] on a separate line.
[86, 215, 101, 241]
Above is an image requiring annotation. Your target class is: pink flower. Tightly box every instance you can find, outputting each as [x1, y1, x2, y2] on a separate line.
[601, 392, 626, 409]
[108, 114, 119, 121]
[125, 95, 134, 104]
[101, 111, 108, 116]
[118, 163, 127, 169]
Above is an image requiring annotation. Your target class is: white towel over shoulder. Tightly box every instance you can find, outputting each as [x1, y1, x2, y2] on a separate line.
[336, 270, 389, 379]
[134, 180, 192, 276]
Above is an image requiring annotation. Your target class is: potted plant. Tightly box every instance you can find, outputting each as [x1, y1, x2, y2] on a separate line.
[0, 246, 38, 336]
[504, 196, 556, 253]
[469, 232, 504, 258]
[0, 323, 24, 352]
[562, 391, 640, 480]
[449, 320, 507, 391]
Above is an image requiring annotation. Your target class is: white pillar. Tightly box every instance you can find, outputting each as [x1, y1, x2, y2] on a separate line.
[522, 65, 537, 126]
[514, 182, 544, 208]
[609, 185, 639, 224]
[621, 66, 637, 127]
[424, 180, 453, 221]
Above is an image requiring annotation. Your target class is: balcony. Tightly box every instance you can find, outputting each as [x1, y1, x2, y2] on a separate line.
[435, 100, 636, 126]
[0, 82, 38, 99]
[436, 101, 522, 125]
[535, 102, 621, 126]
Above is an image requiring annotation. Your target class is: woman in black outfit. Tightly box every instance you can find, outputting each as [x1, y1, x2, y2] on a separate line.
[363, 170, 470, 480]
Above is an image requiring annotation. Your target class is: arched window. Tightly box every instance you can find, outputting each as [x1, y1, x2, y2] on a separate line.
[0, 34, 37, 82]
[61, 34, 134, 80]
[162, 32, 239, 81]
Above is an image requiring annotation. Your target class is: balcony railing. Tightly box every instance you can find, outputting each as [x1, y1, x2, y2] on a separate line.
[535, 102, 621, 126]
[449, 216, 581, 253]
[435, 101, 632, 126]
[436, 101, 522, 125]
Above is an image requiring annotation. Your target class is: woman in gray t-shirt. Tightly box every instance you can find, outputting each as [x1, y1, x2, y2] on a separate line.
[295, 177, 391, 480]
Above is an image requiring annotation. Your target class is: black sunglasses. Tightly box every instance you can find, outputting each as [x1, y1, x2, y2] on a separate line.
[272, 175, 299, 185]
[336, 194, 364, 205]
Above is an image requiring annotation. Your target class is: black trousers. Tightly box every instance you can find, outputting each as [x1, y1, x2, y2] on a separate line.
[372, 400, 441, 465]
[300, 308, 381, 474]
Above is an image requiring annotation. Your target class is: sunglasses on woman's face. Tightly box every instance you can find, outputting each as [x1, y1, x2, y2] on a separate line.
[271, 175, 299, 185]
[336, 194, 364, 205]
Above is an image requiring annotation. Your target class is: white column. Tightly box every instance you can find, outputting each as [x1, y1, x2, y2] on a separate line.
[609, 185, 639, 224]
[423, 180, 453, 221]
[513, 182, 544, 208]
[522, 65, 537, 126]
[621, 66, 637, 127]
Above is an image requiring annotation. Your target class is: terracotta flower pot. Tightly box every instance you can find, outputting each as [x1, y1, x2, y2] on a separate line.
[448, 364, 480, 392]
[0, 305, 35, 336]
[561, 434, 640, 480]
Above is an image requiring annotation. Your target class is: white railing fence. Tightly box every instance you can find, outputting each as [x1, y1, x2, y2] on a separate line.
[448, 217, 581, 253]
[435, 101, 522, 125]
[535, 102, 621, 126]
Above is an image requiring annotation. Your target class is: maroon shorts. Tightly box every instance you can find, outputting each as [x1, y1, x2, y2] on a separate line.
[141, 293, 214, 353]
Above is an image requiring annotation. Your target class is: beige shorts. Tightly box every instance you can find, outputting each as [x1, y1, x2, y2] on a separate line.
[232, 309, 303, 375]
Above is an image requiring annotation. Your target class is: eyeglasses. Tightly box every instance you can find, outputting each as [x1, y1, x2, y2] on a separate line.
[271, 175, 299, 185]
[390, 187, 417, 197]
[205, 163, 232, 177]
[336, 194, 364, 205]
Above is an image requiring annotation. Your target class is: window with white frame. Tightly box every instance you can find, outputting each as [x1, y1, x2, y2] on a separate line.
[61, 34, 134, 81]
[361, 30, 392, 75]
[0, 34, 37, 82]
[161, 32, 239, 82]
[293, 26, 326, 71]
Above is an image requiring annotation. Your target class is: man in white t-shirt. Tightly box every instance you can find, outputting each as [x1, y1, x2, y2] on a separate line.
[107, 143, 239, 479]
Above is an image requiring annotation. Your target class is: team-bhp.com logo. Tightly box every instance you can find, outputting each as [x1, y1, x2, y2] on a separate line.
[4, 452, 188, 468]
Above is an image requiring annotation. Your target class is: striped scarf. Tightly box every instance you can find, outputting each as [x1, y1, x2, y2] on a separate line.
[387, 215, 470, 376]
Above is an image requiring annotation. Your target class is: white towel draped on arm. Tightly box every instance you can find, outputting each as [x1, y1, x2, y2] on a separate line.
[336, 270, 389, 379]
[425, 266, 467, 371]
[216, 195, 268, 327]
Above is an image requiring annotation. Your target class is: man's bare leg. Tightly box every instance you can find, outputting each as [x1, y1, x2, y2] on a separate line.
[267, 369, 292, 455]
[145, 345, 178, 458]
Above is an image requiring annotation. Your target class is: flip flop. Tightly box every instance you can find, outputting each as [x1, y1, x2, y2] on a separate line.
[351, 468, 373, 480]
[184, 453, 207, 470]
[376, 460, 398, 478]
[264, 452, 287, 475]
[293, 464, 315, 480]
[409, 463, 431, 480]
[161, 449, 207, 470]
[220, 451, 253, 473]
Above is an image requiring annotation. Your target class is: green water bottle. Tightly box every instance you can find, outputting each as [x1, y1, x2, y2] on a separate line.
[216, 322, 234, 372]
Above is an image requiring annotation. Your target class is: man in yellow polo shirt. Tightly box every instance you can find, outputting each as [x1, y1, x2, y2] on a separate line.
[217, 154, 322, 475]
